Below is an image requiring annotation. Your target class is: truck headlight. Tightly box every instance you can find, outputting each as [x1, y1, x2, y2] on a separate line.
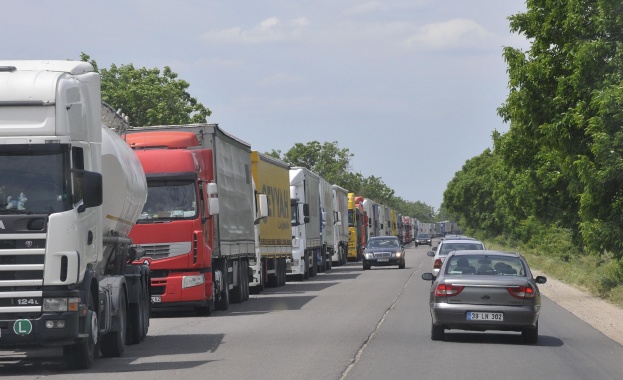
[43, 297, 79, 312]
[182, 274, 205, 289]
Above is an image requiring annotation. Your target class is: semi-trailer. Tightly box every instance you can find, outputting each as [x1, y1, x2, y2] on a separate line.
[125, 124, 259, 314]
[0, 60, 151, 369]
[289, 167, 322, 280]
[318, 177, 336, 272]
[331, 185, 349, 266]
[250, 151, 290, 290]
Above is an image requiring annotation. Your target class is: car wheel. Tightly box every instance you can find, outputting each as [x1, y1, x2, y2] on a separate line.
[363, 263, 371, 270]
[399, 260, 405, 269]
[522, 321, 539, 344]
[431, 323, 444, 341]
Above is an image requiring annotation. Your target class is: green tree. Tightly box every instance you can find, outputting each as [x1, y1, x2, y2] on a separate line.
[80, 53, 211, 127]
[270, 141, 435, 221]
[497, 0, 623, 257]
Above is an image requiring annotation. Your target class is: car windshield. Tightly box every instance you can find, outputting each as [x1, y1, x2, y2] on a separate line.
[417, 234, 429, 239]
[439, 242, 483, 256]
[445, 255, 527, 276]
[368, 239, 399, 248]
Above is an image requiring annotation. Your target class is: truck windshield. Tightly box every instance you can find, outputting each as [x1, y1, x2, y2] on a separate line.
[138, 180, 197, 221]
[0, 145, 70, 215]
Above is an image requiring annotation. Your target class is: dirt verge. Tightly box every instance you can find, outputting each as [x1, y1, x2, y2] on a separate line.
[533, 270, 623, 346]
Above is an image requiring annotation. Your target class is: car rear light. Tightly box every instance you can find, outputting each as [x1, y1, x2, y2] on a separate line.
[507, 285, 536, 299]
[435, 284, 464, 297]
[433, 259, 442, 269]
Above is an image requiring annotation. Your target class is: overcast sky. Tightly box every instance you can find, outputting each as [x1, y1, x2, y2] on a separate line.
[2, 1, 529, 211]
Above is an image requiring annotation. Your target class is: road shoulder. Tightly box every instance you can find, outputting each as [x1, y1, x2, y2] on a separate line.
[534, 270, 623, 346]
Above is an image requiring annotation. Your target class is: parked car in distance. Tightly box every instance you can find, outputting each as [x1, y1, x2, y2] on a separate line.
[362, 236, 405, 270]
[421, 250, 547, 344]
[428, 238, 485, 276]
[415, 233, 432, 247]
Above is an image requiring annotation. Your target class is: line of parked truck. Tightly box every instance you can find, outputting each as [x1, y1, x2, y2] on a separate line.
[0, 60, 422, 369]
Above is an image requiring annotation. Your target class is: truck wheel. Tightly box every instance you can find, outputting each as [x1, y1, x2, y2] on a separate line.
[63, 293, 98, 369]
[280, 258, 287, 286]
[310, 252, 318, 277]
[100, 290, 127, 357]
[128, 301, 143, 344]
[243, 259, 250, 301]
[231, 261, 244, 303]
[128, 275, 149, 344]
[303, 252, 309, 280]
[142, 273, 151, 339]
[215, 265, 230, 311]
[327, 254, 333, 270]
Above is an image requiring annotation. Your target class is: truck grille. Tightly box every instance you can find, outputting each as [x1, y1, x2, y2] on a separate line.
[136, 242, 191, 260]
[0, 236, 46, 318]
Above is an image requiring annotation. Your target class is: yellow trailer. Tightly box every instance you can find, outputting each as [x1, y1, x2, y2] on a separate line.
[250, 151, 292, 290]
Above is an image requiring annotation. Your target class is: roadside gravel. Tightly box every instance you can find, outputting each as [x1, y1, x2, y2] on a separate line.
[533, 270, 623, 346]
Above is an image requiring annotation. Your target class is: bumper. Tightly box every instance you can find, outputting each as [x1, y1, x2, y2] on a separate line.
[430, 303, 540, 331]
[150, 272, 212, 307]
[363, 258, 404, 267]
[0, 311, 81, 347]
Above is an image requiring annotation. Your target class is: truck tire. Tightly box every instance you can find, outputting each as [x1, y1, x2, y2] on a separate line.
[310, 251, 318, 277]
[128, 301, 143, 344]
[231, 261, 244, 303]
[142, 272, 151, 339]
[280, 258, 287, 286]
[243, 259, 250, 301]
[63, 293, 98, 369]
[128, 274, 149, 343]
[215, 263, 230, 311]
[100, 290, 127, 357]
[303, 252, 309, 280]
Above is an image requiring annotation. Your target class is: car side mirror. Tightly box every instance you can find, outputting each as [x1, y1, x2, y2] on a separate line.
[535, 275, 547, 284]
[427, 251, 435, 257]
[421, 273, 435, 281]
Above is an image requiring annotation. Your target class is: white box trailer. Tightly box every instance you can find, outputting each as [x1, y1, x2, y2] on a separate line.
[319, 177, 336, 272]
[289, 167, 321, 280]
[331, 185, 349, 266]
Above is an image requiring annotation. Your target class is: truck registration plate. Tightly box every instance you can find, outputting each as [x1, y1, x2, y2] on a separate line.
[151, 296, 161, 303]
[467, 312, 503, 321]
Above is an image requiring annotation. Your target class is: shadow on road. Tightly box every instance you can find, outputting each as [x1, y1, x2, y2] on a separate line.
[0, 333, 224, 375]
[442, 331, 564, 347]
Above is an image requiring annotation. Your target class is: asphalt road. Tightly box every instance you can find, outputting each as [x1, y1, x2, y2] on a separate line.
[1, 243, 622, 379]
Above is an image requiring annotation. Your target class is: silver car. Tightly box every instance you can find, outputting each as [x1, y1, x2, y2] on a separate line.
[427, 238, 485, 277]
[421, 250, 547, 344]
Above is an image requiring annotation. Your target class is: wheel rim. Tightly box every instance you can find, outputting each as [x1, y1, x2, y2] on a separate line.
[90, 310, 98, 345]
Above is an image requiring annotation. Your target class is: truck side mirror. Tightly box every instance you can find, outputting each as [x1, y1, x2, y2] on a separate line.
[76, 170, 102, 212]
[303, 203, 310, 217]
[207, 182, 219, 215]
[255, 194, 268, 224]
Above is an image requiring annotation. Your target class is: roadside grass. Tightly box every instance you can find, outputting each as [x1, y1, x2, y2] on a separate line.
[484, 236, 623, 309]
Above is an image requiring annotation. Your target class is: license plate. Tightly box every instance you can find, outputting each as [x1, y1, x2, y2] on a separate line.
[377, 258, 389, 262]
[151, 296, 161, 303]
[467, 312, 503, 321]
